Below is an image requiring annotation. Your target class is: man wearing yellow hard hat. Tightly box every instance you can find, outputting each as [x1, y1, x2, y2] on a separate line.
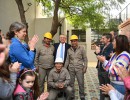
[64, 34, 88, 100]
[34, 32, 54, 94]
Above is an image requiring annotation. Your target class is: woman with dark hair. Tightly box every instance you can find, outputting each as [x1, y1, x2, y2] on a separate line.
[97, 35, 130, 96]
[8, 22, 38, 70]
[0, 44, 20, 100]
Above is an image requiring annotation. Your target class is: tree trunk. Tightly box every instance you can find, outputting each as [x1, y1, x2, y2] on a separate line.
[15, 0, 29, 43]
[50, 0, 61, 37]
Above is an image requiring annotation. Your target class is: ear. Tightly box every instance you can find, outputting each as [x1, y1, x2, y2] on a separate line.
[19, 78, 22, 83]
[15, 31, 18, 35]
[108, 38, 110, 42]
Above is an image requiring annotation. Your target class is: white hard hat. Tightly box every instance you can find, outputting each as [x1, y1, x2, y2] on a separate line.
[55, 57, 63, 63]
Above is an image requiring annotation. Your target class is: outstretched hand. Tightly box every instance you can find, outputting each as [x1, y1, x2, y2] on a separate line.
[37, 92, 49, 100]
[28, 34, 39, 50]
[9, 62, 21, 73]
[99, 84, 115, 94]
[116, 66, 130, 80]
[97, 55, 106, 63]
[95, 45, 100, 54]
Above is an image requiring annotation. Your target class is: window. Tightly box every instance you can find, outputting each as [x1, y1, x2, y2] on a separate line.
[71, 29, 86, 42]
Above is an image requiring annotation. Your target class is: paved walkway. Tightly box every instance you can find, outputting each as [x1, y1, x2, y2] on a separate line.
[45, 62, 100, 100]
[88, 62, 97, 68]
[74, 62, 99, 100]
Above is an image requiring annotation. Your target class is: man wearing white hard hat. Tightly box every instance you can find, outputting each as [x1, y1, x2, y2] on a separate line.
[47, 57, 72, 100]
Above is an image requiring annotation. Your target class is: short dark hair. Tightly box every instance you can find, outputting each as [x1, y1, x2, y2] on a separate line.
[103, 33, 112, 42]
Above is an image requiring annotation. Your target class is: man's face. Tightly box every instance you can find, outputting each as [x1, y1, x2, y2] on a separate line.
[44, 37, 51, 45]
[55, 63, 63, 71]
[71, 39, 78, 47]
[102, 36, 110, 45]
[60, 35, 66, 44]
[100, 37, 104, 44]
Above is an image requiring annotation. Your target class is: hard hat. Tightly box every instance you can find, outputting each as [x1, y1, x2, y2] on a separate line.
[55, 57, 63, 63]
[43, 32, 52, 39]
[70, 35, 78, 41]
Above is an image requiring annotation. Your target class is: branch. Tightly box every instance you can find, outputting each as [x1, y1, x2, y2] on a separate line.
[60, 2, 83, 15]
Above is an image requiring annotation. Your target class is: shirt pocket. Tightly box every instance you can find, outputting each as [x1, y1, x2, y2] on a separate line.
[40, 49, 46, 56]
[77, 51, 82, 59]
[48, 49, 54, 55]
[69, 52, 74, 60]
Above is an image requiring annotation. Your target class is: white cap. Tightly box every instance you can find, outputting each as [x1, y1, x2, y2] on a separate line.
[55, 57, 63, 63]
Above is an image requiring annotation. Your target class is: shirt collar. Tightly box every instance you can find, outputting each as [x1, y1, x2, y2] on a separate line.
[60, 43, 65, 45]
[54, 67, 63, 73]
[43, 43, 50, 48]
[70, 45, 80, 51]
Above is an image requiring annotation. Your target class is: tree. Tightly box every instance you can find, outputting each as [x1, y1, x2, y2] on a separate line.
[36, 0, 125, 36]
[15, 0, 125, 38]
[15, 0, 29, 42]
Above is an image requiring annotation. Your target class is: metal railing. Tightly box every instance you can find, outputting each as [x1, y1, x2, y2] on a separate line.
[116, 3, 130, 23]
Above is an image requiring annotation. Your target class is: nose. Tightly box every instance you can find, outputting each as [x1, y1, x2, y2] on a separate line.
[29, 83, 34, 87]
[24, 32, 27, 35]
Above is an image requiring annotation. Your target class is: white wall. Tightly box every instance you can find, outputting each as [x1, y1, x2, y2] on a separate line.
[86, 28, 97, 62]
[0, 1, 97, 62]
[35, 2, 44, 18]
[35, 17, 66, 46]
[67, 24, 97, 62]
[0, 0, 36, 38]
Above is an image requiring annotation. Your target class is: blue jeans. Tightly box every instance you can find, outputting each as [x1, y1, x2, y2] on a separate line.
[111, 82, 125, 95]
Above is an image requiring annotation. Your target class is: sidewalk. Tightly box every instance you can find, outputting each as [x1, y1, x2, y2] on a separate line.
[88, 62, 97, 67]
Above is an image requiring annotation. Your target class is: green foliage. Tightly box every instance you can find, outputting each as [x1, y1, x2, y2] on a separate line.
[106, 19, 119, 32]
[36, 0, 54, 16]
[36, 0, 125, 31]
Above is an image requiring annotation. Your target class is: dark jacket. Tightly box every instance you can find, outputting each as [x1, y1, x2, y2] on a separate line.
[96, 43, 113, 71]
[53, 43, 71, 64]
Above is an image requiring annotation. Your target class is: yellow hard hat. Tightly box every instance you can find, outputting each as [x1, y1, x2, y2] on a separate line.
[70, 35, 78, 41]
[43, 32, 52, 39]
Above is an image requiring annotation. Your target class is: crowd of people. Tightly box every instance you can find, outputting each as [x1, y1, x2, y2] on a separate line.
[0, 22, 87, 100]
[95, 32, 130, 100]
[0, 21, 130, 100]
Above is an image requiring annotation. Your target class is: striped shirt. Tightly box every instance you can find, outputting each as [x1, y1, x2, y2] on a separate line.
[103, 51, 130, 82]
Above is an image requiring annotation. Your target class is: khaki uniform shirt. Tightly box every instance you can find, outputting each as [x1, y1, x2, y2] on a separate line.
[35, 44, 54, 69]
[64, 46, 88, 71]
[48, 67, 70, 88]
